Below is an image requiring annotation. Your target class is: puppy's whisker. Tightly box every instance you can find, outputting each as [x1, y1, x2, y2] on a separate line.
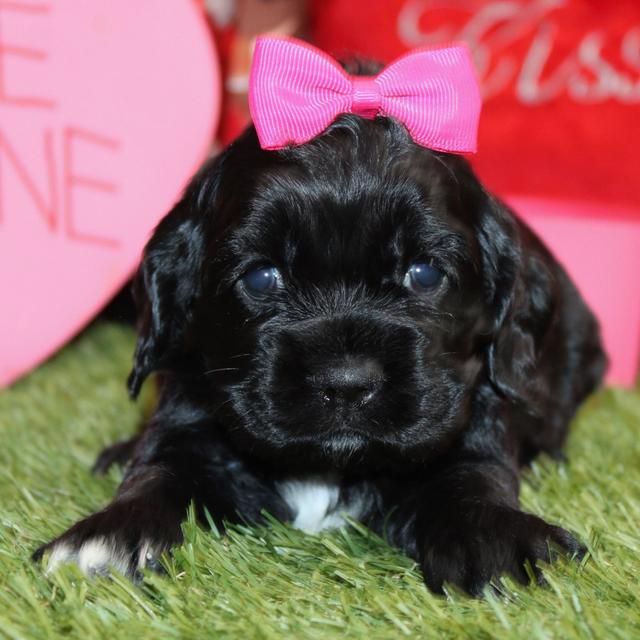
[204, 367, 241, 375]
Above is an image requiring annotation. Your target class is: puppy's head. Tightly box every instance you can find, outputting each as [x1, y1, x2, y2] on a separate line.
[128, 115, 540, 467]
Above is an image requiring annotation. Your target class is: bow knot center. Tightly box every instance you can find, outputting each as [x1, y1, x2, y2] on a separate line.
[351, 76, 381, 119]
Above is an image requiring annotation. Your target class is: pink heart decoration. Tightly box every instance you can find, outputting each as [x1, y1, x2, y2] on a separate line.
[0, 0, 220, 387]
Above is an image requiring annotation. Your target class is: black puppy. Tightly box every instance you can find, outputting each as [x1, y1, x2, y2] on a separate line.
[34, 113, 606, 595]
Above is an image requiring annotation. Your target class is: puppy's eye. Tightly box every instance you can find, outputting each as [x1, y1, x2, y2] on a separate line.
[404, 261, 443, 291]
[240, 266, 281, 298]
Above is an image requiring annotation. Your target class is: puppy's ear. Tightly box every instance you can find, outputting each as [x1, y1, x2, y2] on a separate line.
[478, 195, 554, 412]
[127, 160, 220, 398]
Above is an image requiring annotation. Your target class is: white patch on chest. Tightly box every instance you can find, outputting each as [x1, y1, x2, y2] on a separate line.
[277, 476, 362, 534]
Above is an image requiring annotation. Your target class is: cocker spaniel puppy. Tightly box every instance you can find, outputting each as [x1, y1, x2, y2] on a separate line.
[34, 112, 606, 595]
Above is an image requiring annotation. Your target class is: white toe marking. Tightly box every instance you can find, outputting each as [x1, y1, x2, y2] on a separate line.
[77, 537, 130, 575]
[46, 543, 75, 573]
[136, 539, 157, 570]
[46, 537, 141, 576]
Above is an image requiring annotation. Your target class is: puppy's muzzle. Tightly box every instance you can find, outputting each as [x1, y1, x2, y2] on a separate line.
[257, 312, 424, 435]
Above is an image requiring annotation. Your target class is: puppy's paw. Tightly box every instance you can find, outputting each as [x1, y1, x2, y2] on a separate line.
[421, 504, 585, 596]
[33, 503, 182, 578]
[35, 535, 165, 577]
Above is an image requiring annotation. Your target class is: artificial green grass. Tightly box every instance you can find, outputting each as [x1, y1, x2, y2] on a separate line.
[1, 322, 639, 640]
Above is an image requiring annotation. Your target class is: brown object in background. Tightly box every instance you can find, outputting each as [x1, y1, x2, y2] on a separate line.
[207, 0, 309, 142]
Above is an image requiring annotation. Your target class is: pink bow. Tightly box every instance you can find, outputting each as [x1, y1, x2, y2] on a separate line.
[249, 36, 482, 153]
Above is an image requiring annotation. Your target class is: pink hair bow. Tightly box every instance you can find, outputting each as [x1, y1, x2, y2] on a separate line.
[249, 36, 482, 153]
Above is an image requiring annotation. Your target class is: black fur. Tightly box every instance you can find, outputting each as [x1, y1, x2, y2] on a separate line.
[34, 114, 606, 595]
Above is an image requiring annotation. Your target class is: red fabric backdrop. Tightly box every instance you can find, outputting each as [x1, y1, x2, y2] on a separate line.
[311, 0, 639, 220]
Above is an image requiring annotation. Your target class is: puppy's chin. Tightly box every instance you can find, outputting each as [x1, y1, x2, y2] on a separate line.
[222, 410, 427, 472]
[319, 431, 368, 465]
[226, 418, 370, 468]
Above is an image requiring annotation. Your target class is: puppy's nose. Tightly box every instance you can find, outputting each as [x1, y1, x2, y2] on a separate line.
[316, 358, 384, 408]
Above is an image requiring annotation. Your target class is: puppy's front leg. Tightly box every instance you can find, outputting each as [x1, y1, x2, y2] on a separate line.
[384, 454, 585, 596]
[34, 422, 289, 577]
